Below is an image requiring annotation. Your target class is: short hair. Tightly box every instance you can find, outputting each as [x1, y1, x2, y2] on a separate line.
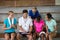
[32, 7, 37, 10]
[23, 9, 28, 14]
[9, 11, 14, 13]
[8, 11, 14, 15]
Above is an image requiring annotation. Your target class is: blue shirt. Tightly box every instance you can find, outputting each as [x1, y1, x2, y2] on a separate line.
[4, 18, 17, 33]
[28, 10, 41, 19]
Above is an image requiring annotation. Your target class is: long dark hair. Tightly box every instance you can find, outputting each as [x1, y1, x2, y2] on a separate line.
[46, 13, 54, 19]
[36, 16, 41, 22]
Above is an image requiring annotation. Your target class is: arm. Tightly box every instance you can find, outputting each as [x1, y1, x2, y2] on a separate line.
[18, 18, 26, 32]
[3, 24, 10, 30]
[11, 24, 17, 29]
[36, 10, 41, 17]
[29, 19, 33, 33]
[54, 20, 57, 32]
[46, 25, 48, 33]
[29, 26, 32, 33]
[3, 19, 10, 30]
[54, 25, 57, 32]
[19, 26, 26, 32]
[28, 10, 31, 16]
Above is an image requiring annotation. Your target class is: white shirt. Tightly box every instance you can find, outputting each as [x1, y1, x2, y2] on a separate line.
[18, 16, 33, 32]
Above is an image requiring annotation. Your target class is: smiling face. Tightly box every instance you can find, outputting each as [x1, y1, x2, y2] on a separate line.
[22, 10, 28, 18]
[23, 13, 28, 18]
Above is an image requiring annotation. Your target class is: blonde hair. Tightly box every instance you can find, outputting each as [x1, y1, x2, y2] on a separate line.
[32, 7, 37, 10]
[8, 11, 14, 15]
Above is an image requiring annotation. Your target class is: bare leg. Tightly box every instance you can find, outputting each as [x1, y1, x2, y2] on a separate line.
[11, 33, 15, 40]
[40, 34, 45, 40]
[33, 33, 36, 40]
[5, 34, 9, 40]
[17, 33, 21, 40]
[49, 34, 52, 40]
[27, 34, 32, 40]
[46, 33, 49, 40]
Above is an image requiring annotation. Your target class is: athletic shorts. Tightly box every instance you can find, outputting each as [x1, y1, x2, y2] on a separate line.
[19, 32, 29, 37]
[48, 29, 51, 33]
[4, 32, 15, 38]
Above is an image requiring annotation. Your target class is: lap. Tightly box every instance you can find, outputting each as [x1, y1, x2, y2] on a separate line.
[17, 32, 32, 37]
[4, 32, 16, 38]
[49, 32, 57, 38]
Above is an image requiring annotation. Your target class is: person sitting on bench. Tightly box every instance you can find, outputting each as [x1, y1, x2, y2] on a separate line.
[33, 16, 46, 40]
[17, 9, 33, 40]
[3, 11, 17, 40]
[45, 13, 57, 40]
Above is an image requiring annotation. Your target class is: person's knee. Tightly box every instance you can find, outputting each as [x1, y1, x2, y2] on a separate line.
[5, 34, 9, 40]
[17, 33, 20, 38]
[5, 36, 9, 40]
[11, 33, 15, 40]
[17, 33, 21, 40]
[27, 35, 32, 39]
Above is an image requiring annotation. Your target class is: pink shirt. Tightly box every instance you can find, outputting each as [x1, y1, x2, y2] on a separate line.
[34, 19, 44, 33]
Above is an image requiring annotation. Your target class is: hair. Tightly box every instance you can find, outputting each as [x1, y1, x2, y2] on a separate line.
[46, 13, 54, 19]
[33, 7, 37, 10]
[8, 11, 14, 15]
[36, 16, 41, 22]
[23, 9, 28, 14]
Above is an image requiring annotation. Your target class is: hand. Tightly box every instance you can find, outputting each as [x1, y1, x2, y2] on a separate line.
[54, 29, 57, 33]
[10, 24, 16, 28]
[20, 29, 26, 32]
[46, 31, 49, 34]
[7, 27, 11, 29]
[27, 32, 31, 35]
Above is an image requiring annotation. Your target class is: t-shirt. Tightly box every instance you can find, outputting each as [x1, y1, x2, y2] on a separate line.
[28, 10, 41, 19]
[4, 18, 17, 33]
[18, 16, 33, 32]
[46, 19, 57, 32]
[34, 19, 45, 33]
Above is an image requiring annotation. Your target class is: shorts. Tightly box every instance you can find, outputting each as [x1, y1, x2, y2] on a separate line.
[4, 32, 15, 38]
[49, 32, 56, 38]
[19, 32, 29, 37]
[48, 29, 51, 33]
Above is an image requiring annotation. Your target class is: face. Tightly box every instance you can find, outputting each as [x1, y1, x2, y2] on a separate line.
[32, 8, 36, 13]
[9, 12, 14, 18]
[45, 15, 49, 20]
[23, 13, 28, 18]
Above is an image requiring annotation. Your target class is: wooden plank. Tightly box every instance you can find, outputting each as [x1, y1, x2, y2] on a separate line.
[0, 0, 55, 7]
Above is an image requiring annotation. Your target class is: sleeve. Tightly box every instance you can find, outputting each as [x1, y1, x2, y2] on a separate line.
[53, 20, 57, 26]
[4, 19, 7, 25]
[14, 18, 17, 25]
[36, 10, 41, 17]
[18, 18, 22, 26]
[28, 10, 31, 16]
[29, 19, 33, 26]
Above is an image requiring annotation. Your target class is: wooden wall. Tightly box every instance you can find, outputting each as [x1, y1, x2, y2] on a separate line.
[0, 0, 55, 7]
